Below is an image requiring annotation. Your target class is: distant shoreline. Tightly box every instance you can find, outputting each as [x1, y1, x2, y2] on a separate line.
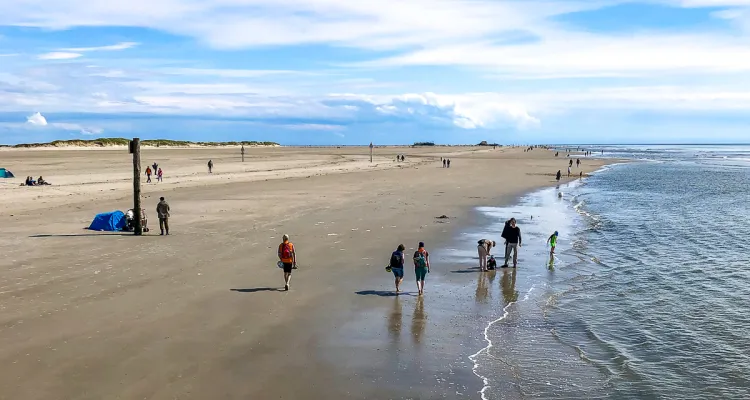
[0, 138, 279, 149]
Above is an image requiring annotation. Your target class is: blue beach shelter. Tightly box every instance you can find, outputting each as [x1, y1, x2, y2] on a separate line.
[0, 168, 14, 178]
[88, 211, 126, 231]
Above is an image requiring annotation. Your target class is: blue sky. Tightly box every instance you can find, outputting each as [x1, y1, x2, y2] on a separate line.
[2, 0, 750, 145]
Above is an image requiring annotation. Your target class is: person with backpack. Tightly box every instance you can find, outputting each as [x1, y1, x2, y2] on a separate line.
[389, 244, 406, 292]
[277, 234, 296, 291]
[413, 242, 430, 295]
[477, 239, 496, 272]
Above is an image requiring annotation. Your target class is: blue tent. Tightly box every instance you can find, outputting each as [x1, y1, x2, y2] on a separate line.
[0, 168, 14, 178]
[88, 211, 126, 231]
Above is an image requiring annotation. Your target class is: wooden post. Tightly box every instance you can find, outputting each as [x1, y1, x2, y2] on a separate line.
[131, 138, 143, 235]
[241, 145, 245, 162]
[369, 142, 373, 163]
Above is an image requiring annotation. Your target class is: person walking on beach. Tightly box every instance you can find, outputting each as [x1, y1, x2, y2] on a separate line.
[547, 231, 558, 257]
[157, 168, 163, 182]
[501, 218, 522, 268]
[278, 234, 296, 291]
[413, 242, 430, 295]
[556, 170, 562, 181]
[145, 166, 152, 183]
[208, 159, 214, 174]
[477, 239, 495, 272]
[447, 159, 451, 168]
[156, 196, 170, 235]
[569, 159, 573, 168]
[442, 159, 447, 168]
[576, 158, 581, 168]
[152, 162, 158, 174]
[389, 244, 406, 292]
[567, 166, 572, 177]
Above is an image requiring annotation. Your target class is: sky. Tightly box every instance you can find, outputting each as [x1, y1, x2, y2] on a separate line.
[2, 0, 750, 145]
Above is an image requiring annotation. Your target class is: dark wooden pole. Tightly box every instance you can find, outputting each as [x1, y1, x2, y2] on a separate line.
[132, 138, 143, 235]
[241, 145, 245, 162]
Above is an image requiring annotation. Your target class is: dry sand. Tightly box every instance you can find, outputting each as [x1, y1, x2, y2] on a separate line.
[0, 146, 608, 399]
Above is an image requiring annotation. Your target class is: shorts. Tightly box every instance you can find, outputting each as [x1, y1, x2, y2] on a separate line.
[415, 267, 428, 281]
[391, 267, 404, 278]
[282, 262, 294, 273]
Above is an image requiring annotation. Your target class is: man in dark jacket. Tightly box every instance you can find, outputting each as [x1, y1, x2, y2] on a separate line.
[156, 197, 170, 236]
[501, 218, 522, 268]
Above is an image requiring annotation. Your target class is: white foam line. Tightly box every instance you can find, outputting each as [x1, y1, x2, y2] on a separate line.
[468, 284, 537, 400]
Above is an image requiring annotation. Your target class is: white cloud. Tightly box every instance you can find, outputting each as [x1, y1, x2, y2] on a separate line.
[26, 111, 48, 126]
[24, 111, 102, 134]
[62, 41, 138, 52]
[37, 52, 82, 60]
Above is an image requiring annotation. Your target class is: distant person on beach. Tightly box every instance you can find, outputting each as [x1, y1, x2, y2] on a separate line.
[157, 168, 163, 182]
[555, 152, 559, 157]
[156, 196, 170, 235]
[568, 166, 571, 177]
[580, 171, 583, 179]
[447, 159, 451, 168]
[152, 162, 158, 173]
[547, 231, 559, 256]
[37, 176, 49, 185]
[208, 160, 214, 173]
[278, 234, 296, 291]
[443, 159, 447, 168]
[145, 166, 152, 183]
[576, 158, 580, 167]
[477, 239, 495, 272]
[569, 159, 573, 168]
[501, 218, 522, 268]
[413, 242, 430, 295]
[389, 244, 406, 292]
[556, 170, 562, 181]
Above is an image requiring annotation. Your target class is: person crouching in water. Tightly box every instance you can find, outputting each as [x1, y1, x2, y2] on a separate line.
[487, 255, 497, 270]
[389, 244, 406, 292]
[413, 242, 430, 295]
[477, 239, 495, 272]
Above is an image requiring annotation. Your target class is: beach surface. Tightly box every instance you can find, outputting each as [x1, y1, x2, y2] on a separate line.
[0, 146, 607, 399]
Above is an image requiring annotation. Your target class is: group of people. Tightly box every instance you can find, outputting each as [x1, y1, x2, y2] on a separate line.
[441, 158, 451, 168]
[386, 242, 430, 294]
[476, 218, 523, 272]
[145, 163, 164, 183]
[396, 155, 406, 162]
[24, 176, 50, 186]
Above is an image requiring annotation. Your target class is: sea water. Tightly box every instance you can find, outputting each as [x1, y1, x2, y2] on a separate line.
[464, 146, 750, 399]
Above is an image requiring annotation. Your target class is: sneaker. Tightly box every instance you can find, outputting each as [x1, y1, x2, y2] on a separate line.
[284, 284, 289, 291]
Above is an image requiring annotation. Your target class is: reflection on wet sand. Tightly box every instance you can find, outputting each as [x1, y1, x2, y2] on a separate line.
[475, 272, 490, 303]
[388, 297, 403, 342]
[411, 296, 427, 346]
[501, 269, 519, 305]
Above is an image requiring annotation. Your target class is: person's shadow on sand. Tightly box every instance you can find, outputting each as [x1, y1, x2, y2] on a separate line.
[356, 290, 415, 297]
[230, 287, 285, 293]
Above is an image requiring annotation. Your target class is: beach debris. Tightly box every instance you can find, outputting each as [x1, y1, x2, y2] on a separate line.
[351, 228, 358, 231]
[328, 233, 338, 236]
[436, 215, 449, 219]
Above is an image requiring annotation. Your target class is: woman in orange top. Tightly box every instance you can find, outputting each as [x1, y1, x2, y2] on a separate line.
[278, 234, 296, 291]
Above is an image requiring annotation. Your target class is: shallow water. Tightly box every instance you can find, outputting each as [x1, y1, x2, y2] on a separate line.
[455, 146, 750, 399]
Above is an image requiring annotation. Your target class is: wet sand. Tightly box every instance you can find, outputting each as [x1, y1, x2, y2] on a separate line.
[0, 146, 608, 399]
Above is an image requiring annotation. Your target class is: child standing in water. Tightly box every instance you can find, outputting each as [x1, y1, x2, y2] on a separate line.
[547, 231, 559, 256]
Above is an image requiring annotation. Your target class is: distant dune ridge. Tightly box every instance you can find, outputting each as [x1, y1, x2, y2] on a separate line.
[1, 138, 279, 148]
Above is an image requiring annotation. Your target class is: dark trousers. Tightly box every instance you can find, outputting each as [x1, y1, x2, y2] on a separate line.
[159, 217, 169, 233]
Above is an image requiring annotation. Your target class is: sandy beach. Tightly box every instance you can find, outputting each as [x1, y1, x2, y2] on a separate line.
[0, 146, 608, 399]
